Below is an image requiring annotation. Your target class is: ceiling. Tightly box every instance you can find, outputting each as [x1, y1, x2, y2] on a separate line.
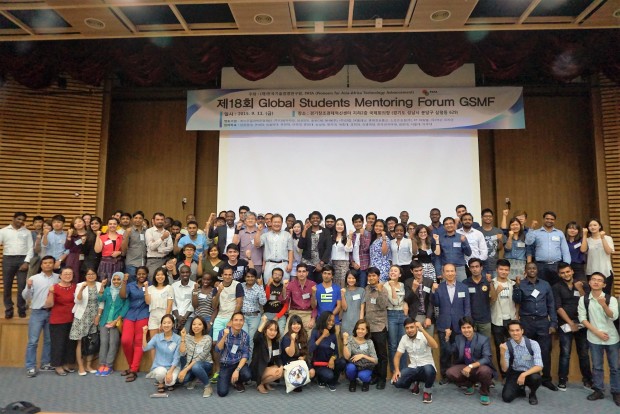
[0, 0, 618, 42]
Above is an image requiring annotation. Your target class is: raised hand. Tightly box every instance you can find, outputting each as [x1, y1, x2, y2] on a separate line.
[142, 325, 149, 334]
[101, 278, 108, 287]
[175, 233, 181, 242]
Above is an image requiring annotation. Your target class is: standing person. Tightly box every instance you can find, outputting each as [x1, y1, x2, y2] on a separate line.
[479, 209, 504, 277]
[553, 262, 592, 390]
[399, 211, 410, 226]
[583, 219, 615, 295]
[513, 262, 559, 391]
[330, 218, 352, 287]
[171, 266, 195, 333]
[207, 211, 237, 259]
[142, 314, 181, 393]
[1, 212, 34, 319]
[361, 267, 389, 389]
[439, 218, 472, 282]
[94, 218, 123, 282]
[254, 214, 293, 283]
[489, 259, 518, 377]
[564, 221, 587, 282]
[412, 224, 440, 282]
[525, 211, 571, 286]
[241, 268, 267, 357]
[446, 316, 496, 405]
[64, 217, 89, 283]
[390, 223, 414, 282]
[350, 214, 371, 288]
[174, 220, 209, 262]
[384, 265, 408, 372]
[146, 268, 174, 341]
[369, 219, 390, 282]
[42, 214, 68, 271]
[251, 316, 284, 394]
[298, 211, 332, 284]
[340, 271, 365, 337]
[215, 312, 252, 396]
[311, 265, 342, 334]
[120, 211, 146, 282]
[463, 258, 492, 338]
[202, 245, 224, 281]
[145, 212, 173, 278]
[192, 273, 215, 327]
[309, 311, 347, 391]
[500, 320, 543, 405]
[456, 213, 488, 266]
[95, 272, 128, 376]
[433, 263, 471, 384]
[234, 212, 264, 278]
[503, 218, 527, 280]
[27, 215, 44, 278]
[289, 220, 303, 279]
[178, 317, 213, 398]
[281, 263, 316, 336]
[429, 208, 445, 236]
[46, 267, 77, 376]
[343, 320, 377, 392]
[70, 268, 102, 376]
[404, 262, 436, 336]
[391, 318, 438, 404]
[263, 268, 288, 334]
[22, 256, 58, 377]
[119, 267, 150, 383]
[578, 272, 619, 406]
[84, 217, 102, 273]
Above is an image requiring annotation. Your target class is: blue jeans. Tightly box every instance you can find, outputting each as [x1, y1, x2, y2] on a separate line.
[558, 328, 592, 382]
[356, 269, 368, 288]
[393, 365, 436, 392]
[242, 314, 261, 357]
[387, 310, 407, 371]
[182, 360, 213, 386]
[315, 358, 346, 386]
[590, 342, 620, 394]
[263, 312, 286, 336]
[345, 362, 372, 383]
[25, 309, 51, 369]
[124, 265, 138, 283]
[217, 363, 252, 397]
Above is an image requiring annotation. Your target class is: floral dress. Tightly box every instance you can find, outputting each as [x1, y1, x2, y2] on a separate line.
[69, 285, 98, 340]
[369, 239, 390, 282]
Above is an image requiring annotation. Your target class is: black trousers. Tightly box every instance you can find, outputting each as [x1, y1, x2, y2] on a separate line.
[520, 316, 552, 381]
[50, 322, 76, 367]
[502, 369, 542, 402]
[370, 329, 388, 382]
[2, 255, 27, 315]
[491, 322, 510, 377]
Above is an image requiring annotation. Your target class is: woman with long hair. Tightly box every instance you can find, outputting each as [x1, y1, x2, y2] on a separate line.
[94, 217, 123, 282]
[290, 220, 304, 278]
[564, 221, 587, 282]
[583, 218, 615, 294]
[412, 224, 440, 282]
[309, 311, 347, 391]
[369, 219, 390, 282]
[343, 319, 377, 392]
[179, 316, 213, 397]
[64, 217, 89, 283]
[331, 218, 353, 287]
[69, 268, 101, 375]
[503, 217, 527, 280]
[251, 316, 284, 394]
[143, 314, 181, 393]
[280, 314, 315, 392]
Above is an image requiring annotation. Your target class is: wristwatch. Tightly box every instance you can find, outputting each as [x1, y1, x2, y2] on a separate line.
[235, 367, 241, 372]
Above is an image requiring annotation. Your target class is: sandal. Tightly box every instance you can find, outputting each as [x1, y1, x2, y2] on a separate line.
[120, 370, 131, 376]
[157, 384, 165, 393]
[125, 372, 137, 383]
[166, 385, 175, 392]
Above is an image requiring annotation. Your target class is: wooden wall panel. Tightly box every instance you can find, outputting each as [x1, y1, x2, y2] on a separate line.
[194, 131, 219, 225]
[104, 99, 197, 223]
[492, 95, 597, 229]
[0, 77, 104, 292]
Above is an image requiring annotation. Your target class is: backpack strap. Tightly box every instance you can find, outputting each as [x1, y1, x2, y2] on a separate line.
[506, 340, 515, 369]
[524, 337, 534, 356]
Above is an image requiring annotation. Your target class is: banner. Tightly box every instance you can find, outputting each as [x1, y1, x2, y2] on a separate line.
[186, 87, 524, 131]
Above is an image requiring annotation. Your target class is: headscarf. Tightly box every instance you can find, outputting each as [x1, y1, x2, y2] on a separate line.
[110, 272, 124, 301]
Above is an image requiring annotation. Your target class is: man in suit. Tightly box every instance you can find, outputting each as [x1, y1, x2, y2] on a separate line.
[433, 263, 471, 384]
[207, 211, 237, 259]
[298, 211, 332, 284]
[404, 261, 437, 336]
[446, 316, 496, 405]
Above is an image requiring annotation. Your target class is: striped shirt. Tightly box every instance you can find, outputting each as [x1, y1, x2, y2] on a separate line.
[181, 334, 213, 364]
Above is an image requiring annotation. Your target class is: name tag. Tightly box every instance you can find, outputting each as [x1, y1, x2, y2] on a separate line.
[167, 342, 176, 351]
[198, 293, 207, 299]
[468, 287, 476, 294]
[142, 287, 146, 292]
[352, 294, 361, 301]
[316, 230, 322, 235]
[140, 234, 145, 241]
[370, 298, 377, 304]
[453, 242, 461, 248]
[270, 295, 277, 301]
[574, 242, 581, 248]
[551, 236, 560, 242]
[213, 266, 219, 272]
[184, 292, 192, 300]
[325, 287, 333, 293]
[426, 249, 432, 255]
[517, 242, 526, 248]
[457, 292, 465, 298]
[228, 293, 236, 300]
[423, 286, 431, 293]
[329, 342, 335, 350]
[79, 254, 84, 261]
[360, 343, 368, 351]
[236, 266, 244, 272]
[74, 239, 82, 246]
[523, 354, 532, 361]
[531, 289, 540, 298]
[272, 349, 281, 356]
[250, 240, 254, 246]
[574, 290, 581, 297]
[104, 239, 112, 246]
[231, 344, 238, 354]
[500, 289, 510, 298]
[195, 346, 204, 354]
[302, 293, 310, 300]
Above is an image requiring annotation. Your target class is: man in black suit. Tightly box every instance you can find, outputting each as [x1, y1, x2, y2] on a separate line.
[446, 316, 496, 405]
[207, 211, 236, 259]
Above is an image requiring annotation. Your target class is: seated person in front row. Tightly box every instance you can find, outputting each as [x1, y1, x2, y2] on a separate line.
[391, 318, 438, 404]
[445, 316, 496, 406]
[500, 320, 543, 405]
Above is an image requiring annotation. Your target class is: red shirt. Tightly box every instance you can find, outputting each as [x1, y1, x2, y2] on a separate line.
[50, 283, 76, 324]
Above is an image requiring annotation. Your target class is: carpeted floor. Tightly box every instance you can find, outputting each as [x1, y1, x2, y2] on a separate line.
[0, 367, 616, 413]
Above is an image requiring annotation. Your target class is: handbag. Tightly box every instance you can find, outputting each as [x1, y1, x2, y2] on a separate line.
[81, 327, 100, 356]
[283, 360, 311, 393]
[115, 317, 123, 333]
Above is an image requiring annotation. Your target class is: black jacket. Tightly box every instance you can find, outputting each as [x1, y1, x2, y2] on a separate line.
[298, 227, 332, 265]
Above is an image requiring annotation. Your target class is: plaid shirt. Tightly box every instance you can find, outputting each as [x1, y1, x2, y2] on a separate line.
[216, 329, 250, 365]
[241, 282, 267, 313]
[350, 230, 371, 270]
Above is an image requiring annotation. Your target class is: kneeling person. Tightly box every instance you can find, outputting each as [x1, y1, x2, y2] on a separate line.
[215, 312, 252, 396]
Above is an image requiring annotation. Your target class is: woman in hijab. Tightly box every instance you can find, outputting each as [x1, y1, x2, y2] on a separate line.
[95, 272, 129, 376]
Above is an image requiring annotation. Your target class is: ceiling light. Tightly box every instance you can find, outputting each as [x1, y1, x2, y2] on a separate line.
[430, 10, 451, 22]
[613, 8, 620, 18]
[254, 14, 273, 25]
[84, 18, 105, 29]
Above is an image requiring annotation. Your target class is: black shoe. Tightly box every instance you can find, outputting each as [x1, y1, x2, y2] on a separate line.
[376, 380, 386, 390]
[542, 381, 558, 391]
[529, 393, 538, 405]
[612, 392, 620, 406]
[361, 383, 370, 392]
[370, 377, 378, 385]
[411, 382, 420, 395]
[233, 382, 245, 393]
[18, 312, 26, 318]
[518, 387, 527, 397]
[349, 381, 356, 392]
[587, 390, 605, 401]
[583, 380, 594, 390]
[558, 379, 567, 391]
[293, 387, 302, 393]
[5, 312, 13, 319]
[438, 378, 450, 386]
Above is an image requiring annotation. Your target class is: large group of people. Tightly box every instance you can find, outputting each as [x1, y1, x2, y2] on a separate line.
[1, 204, 618, 406]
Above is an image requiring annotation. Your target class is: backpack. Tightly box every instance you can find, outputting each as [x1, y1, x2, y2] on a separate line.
[506, 337, 533, 369]
[582, 294, 611, 322]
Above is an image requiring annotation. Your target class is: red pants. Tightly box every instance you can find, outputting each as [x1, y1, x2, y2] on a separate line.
[121, 318, 148, 372]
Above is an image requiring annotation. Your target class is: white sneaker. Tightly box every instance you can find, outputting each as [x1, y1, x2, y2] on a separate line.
[203, 385, 213, 398]
[27, 368, 36, 378]
[186, 379, 197, 390]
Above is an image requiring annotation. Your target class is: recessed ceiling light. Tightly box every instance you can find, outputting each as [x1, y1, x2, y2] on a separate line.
[84, 17, 105, 29]
[254, 14, 273, 25]
[430, 10, 451, 22]
[613, 8, 620, 18]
